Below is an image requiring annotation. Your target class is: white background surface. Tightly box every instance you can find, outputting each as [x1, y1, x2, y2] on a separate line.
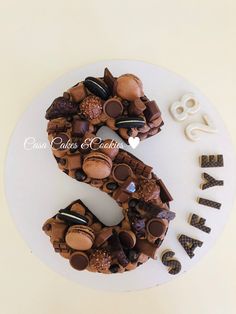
[5, 60, 236, 291]
[1, 0, 236, 313]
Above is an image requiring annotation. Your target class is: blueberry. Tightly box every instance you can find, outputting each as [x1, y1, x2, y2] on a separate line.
[109, 264, 120, 273]
[128, 250, 139, 263]
[106, 182, 118, 191]
[128, 198, 139, 208]
[75, 169, 87, 181]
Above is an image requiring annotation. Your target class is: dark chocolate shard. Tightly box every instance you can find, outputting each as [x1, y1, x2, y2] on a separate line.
[45, 97, 78, 120]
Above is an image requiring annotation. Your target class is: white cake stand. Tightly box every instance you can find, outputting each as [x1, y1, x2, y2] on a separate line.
[5, 60, 236, 291]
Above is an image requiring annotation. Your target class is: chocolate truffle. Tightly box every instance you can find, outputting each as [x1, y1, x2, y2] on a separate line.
[89, 249, 112, 273]
[80, 95, 103, 120]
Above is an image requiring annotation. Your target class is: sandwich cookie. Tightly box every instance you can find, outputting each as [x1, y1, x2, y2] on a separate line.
[84, 77, 110, 100]
[57, 209, 88, 225]
[115, 116, 145, 129]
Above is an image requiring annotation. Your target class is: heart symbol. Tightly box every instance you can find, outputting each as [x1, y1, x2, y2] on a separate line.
[128, 136, 140, 149]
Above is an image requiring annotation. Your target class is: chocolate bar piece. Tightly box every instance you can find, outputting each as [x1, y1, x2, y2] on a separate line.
[178, 234, 203, 258]
[189, 214, 211, 233]
[161, 250, 182, 275]
[200, 155, 224, 168]
[144, 100, 161, 122]
[198, 197, 221, 209]
[201, 172, 224, 190]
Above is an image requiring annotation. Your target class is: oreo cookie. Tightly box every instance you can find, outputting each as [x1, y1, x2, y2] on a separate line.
[84, 77, 110, 100]
[115, 116, 145, 128]
[57, 209, 88, 225]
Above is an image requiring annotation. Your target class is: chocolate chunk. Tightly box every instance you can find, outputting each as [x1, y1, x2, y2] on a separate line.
[113, 188, 130, 203]
[178, 234, 203, 258]
[115, 116, 145, 129]
[84, 77, 110, 100]
[103, 98, 123, 118]
[200, 155, 224, 168]
[51, 133, 69, 150]
[161, 251, 182, 275]
[74, 169, 87, 181]
[201, 172, 224, 190]
[156, 209, 176, 221]
[57, 209, 88, 225]
[65, 154, 82, 170]
[72, 118, 89, 137]
[45, 97, 78, 120]
[121, 177, 136, 193]
[128, 98, 146, 116]
[135, 239, 159, 259]
[129, 216, 145, 232]
[67, 82, 87, 103]
[198, 197, 221, 209]
[103, 68, 116, 94]
[109, 231, 129, 267]
[156, 178, 173, 203]
[189, 214, 211, 233]
[143, 100, 161, 122]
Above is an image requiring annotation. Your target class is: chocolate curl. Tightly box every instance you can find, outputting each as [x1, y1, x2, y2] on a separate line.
[108, 230, 129, 267]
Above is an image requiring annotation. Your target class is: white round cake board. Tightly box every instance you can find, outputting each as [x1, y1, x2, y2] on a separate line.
[5, 60, 236, 291]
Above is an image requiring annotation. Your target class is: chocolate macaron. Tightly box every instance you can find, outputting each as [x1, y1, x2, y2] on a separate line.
[82, 152, 113, 179]
[65, 225, 95, 250]
[114, 74, 144, 101]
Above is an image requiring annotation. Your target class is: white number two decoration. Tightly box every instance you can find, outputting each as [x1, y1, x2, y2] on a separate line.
[170, 93, 217, 141]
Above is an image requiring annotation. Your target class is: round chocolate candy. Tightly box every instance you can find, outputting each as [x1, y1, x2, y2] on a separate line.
[69, 252, 89, 271]
[146, 218, 166, 237]
[103, 98, 123, 118]
[112, 164, 133, 183]
[84, 77, 110, 100]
